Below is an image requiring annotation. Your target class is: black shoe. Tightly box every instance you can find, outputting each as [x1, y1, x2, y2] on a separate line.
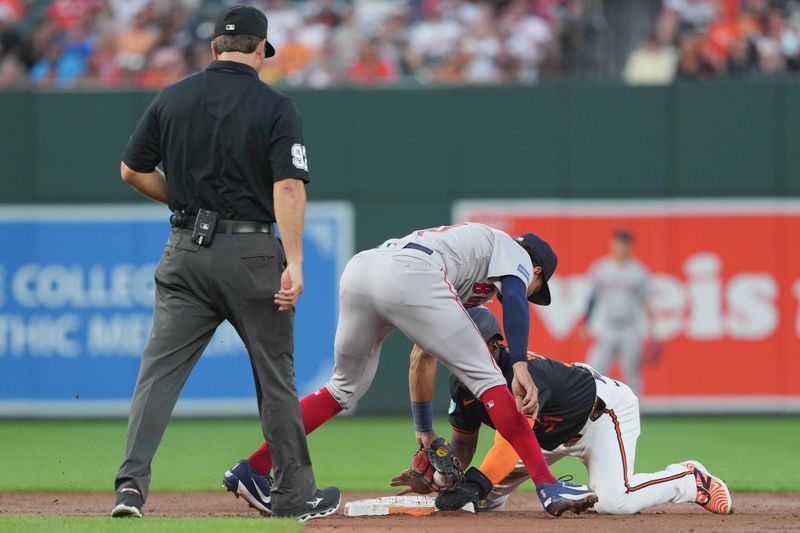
[111, 487, 144, 518]
[294, 487, 340, 522]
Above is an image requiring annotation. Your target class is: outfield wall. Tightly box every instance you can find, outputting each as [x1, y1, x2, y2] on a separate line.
[0, 83, 798, 415]
[455, 199, 800, 414]
[0, 203, 353, 417]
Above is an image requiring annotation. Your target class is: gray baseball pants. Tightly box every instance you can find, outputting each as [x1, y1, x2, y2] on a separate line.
[588, 326, 644, 395]
[114, 227, 316, 515]
[324, 247, 506, 409]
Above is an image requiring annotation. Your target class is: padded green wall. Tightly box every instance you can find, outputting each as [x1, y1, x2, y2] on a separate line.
[2, 82, 797, 413]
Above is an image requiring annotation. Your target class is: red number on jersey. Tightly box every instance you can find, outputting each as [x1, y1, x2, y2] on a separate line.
[471, 282, 495, 295]
[416, 223, 466, 236]
[465, 296, 485, 306]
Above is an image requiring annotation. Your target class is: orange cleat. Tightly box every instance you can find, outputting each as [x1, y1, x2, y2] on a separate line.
[682, 461, 734, 515]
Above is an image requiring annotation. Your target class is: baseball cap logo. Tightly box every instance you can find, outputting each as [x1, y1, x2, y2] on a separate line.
[213, 5, 275, 57]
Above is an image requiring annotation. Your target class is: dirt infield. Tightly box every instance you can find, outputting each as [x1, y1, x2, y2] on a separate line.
[1, 491, 798, 532]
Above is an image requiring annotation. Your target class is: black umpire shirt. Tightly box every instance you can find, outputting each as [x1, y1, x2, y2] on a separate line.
[449, 349, 597, 451]
[122, 60, 309, 222]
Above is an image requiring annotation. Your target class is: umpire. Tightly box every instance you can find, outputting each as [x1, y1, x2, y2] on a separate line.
[111, 5, 339, 521]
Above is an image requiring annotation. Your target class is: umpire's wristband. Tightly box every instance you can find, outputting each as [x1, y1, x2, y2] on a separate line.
[410, 401, 434, 433]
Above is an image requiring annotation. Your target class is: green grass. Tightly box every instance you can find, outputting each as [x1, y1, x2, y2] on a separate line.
[0, 416, 796, 494]
[0, 416, 796, 531]
[0, 516, 301, 532]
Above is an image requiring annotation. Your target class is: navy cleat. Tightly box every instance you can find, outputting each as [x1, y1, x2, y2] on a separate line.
[536, 476, 598, 517]
[223, 459, 273, 516]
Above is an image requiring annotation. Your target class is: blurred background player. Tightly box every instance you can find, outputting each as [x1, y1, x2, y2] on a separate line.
[582, 228, 657, 395]
[422, 307, 733, 516]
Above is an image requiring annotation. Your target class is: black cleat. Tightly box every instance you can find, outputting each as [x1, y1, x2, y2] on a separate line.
[111, 487, 144, 518]
[291, 486, 341, 522]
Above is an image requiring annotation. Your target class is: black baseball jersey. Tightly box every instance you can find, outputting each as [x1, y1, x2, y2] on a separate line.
[122, 60, 309, 223]
[449, 348, 597, 451]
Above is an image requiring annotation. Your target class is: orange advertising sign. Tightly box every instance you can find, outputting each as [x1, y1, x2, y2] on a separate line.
[454, 200, 800, 412]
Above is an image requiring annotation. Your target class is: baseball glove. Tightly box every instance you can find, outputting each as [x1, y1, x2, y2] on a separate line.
[435, 466, 494, 511]
[390, 437, 464, 495]
[390, 446, 435, 495]
[427, 437, 464, 490]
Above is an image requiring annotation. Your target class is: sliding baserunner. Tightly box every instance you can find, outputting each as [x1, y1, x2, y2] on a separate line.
[423, 307, 733, 516]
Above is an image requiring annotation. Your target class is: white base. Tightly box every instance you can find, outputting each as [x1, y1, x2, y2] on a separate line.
[344, 496, 475, 517]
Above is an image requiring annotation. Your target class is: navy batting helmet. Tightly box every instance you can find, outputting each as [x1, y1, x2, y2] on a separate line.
[467, 306, 503, 344]
[514, 233, 557, 306]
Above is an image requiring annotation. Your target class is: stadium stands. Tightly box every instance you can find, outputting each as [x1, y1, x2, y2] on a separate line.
[0, 0, 798, 89]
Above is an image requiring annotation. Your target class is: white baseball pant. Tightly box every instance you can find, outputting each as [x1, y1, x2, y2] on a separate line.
[483, 370, 696, 514]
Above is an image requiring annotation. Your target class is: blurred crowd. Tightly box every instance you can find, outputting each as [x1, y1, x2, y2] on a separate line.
[0, 0, 603, 89]
[624, 0, 800, 84]
[2, 1, 799, 90]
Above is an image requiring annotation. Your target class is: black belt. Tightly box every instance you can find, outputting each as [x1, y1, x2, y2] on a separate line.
[578, 364, 607, 423]
[566, 396, 607, 444]
[589, 397, 607, 422]
[403, 242, 433, 255]
[174, 215, 273, 235]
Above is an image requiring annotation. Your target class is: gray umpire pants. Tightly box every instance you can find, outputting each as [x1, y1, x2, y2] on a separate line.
[114, 227, 316, 515]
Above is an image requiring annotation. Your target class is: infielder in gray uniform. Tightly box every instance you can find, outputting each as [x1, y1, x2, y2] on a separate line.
[582, 228, 655, 395]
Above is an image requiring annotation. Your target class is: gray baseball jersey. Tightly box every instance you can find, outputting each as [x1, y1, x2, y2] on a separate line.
[587, 257, 651, 328]
[586, 256, 652, 394]
[380, 222, 535, 307]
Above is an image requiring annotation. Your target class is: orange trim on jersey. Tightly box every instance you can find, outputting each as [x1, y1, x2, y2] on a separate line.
[451, 424, 479, 435]
[527, 351, 573, 366]
[605, 408, 693, 493]
[477, 418, 535, 485]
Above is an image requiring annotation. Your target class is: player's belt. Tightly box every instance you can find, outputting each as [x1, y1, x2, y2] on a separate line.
[403, 242, 433, 255]
[567, 396, 607, 444]
[575, 363, 608, 423]
[589, 397, 606, 422]
[172, 215, 274, 235]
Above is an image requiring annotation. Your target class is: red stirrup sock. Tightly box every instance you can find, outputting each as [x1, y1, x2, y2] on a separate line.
[247, 442, 272, 475]
[481, 385, 556, 486]
[247, 386, 343, 475]
[299, 386, 344, 434]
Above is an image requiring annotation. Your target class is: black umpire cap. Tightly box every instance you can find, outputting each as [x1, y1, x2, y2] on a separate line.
[213, 5, 276, 58]
[515, 233, 557, 306]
